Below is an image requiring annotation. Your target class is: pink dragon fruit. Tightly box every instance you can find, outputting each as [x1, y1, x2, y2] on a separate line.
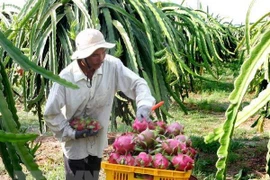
[69, 117, 102, 131]
[117, 154, 135, 166]
[112, 133, 135, 155]
[174, 134, 192, 147]
[161, 139, 182, 155]
[152, 153, 170, 169]
[155, 120, 167, 134]
[135, 128, 156, 149]
[135, 152, 152, 167]
[108, 152, 120, 164]
[171, 154, 194, 171]
[132, 118, 149, 133]
[165, 122, 184, 137]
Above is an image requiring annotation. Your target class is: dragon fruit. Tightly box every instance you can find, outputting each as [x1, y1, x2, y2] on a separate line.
[135, 152, 152, 167]
[132, 118, 149, 133]
[112, 133, 135, 155]
[171, 154, 194, 171]
[161, 138, 182, 155]
[155, 120, 167, 134]
[108, 152, 120, 164]
[152, 153, 170, 169]
[174, 134, 192, 147]
[165, 122, 184, 137]
[117, 154, 135, 166]
[186, 147, 197, 159]
[107, 120, 196, 173]
[135, 128, 156, 149]
[86, 120, 102, 132]
[69, 117, 102, 131]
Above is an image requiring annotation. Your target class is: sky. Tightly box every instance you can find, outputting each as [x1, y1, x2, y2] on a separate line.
[1, 0, 269, 24]
[153, 0, 270, 24]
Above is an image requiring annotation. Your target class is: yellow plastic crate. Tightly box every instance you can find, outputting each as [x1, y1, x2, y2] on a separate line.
[101, 161, 192, 180]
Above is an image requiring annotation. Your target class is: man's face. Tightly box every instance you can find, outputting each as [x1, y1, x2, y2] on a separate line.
[85, 48, 106, 70]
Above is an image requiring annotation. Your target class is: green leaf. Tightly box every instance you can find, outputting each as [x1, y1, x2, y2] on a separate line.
[235, 84, 270, 127]
[0, 30, 78, 89]
[112, 20, 138, 74]
[214, 25, 270, 180]
[0, 130, 38, 143]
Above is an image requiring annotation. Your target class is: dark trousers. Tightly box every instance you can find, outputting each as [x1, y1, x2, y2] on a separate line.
[64, 154, 102, 180]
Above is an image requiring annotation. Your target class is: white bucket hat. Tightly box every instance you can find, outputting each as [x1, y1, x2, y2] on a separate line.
[71, 28, 115, 60]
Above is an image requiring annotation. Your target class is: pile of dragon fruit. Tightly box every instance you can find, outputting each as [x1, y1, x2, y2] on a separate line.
[108, 118, 197, 172]
[69, 117, 102, 132]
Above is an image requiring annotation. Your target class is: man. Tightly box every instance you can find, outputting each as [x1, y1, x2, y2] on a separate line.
[44, 28, 155, 180]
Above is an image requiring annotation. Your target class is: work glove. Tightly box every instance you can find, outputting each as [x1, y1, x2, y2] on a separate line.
[136, 105, 152, 122]
[75, 129, 99, 139]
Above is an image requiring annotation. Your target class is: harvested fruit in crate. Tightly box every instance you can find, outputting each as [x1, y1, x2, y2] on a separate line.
[101, 161, 192, 180]
[103, 101, 196, 179]
[107, 118, 197, 172]
[69, 117, 102, 131]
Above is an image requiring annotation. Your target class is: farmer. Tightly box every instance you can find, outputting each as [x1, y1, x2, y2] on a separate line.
[44, 28, 155, 180]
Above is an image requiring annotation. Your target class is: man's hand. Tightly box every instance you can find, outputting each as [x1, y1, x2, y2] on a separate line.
[136, 105, 152, 122]
[75, 129, 99, 139]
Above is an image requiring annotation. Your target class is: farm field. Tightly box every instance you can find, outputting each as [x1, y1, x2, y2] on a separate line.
[0, 1, 269, 179]
[0, 73, 268, 180]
